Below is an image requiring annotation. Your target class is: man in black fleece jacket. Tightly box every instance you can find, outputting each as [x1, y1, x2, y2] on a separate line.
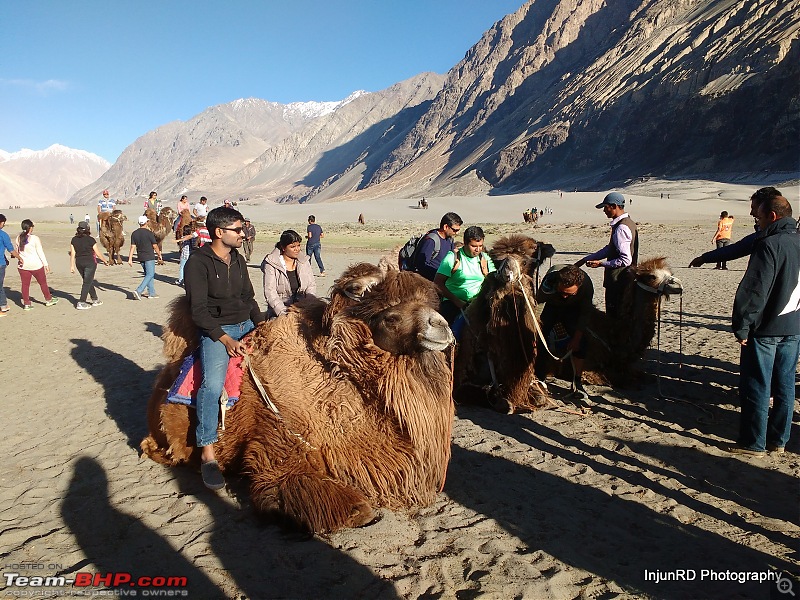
[726, 196, 799, 457]
[184, 206, 264, 489]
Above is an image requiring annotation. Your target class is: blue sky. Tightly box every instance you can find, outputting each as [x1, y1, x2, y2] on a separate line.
[1, 1, 523, 163]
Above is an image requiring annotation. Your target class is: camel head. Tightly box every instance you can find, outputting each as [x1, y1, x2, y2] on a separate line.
[632, 257, 683, 298]
[322, 263, 387, 331]
[347, 270, 454, 354]
[489, 234, 555, 282]
[159, 207, 178, 224]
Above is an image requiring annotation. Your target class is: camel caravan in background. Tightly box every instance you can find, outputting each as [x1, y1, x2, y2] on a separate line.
[141, 230, 683, 530]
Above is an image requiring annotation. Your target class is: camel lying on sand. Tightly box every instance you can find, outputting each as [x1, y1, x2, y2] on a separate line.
[141, 263, 456, 533]
[454, 235, 683, 413]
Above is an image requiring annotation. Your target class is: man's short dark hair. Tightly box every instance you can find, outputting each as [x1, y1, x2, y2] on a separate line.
[440, 212, 463, 229]
[0, 214, 5, 224]
[206, 207, 244, 240]
[720, 211, 728, 218]
[556, 265, 586, 289]
[762, 196, 793, 219]
[200, 196, 207, 202]
[463, 226, 484, 244]
[308, 215, 316, 223]
[751, 187, 781, 204]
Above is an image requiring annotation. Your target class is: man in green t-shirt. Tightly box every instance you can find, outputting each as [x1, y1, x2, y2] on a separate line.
[434, 225, 495, 326]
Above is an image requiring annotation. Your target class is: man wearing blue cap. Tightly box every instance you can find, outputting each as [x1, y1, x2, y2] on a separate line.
[575, 192, 638, 315]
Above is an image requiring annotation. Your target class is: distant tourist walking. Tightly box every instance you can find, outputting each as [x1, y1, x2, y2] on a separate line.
[712, 211, 734, 270]
[305, 215, 325, 276]
[242, 217, 256, 262]
[69, 214, 74, 225]
[127, 215, 162, 299]
[0, 214, 23, 317]
[70, 221, 109, 309]
[14, 219, 59, 310]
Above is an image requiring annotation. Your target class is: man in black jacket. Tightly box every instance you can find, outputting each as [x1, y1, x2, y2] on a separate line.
[727, 196, 799, 456]
[184, 206, 264, 489]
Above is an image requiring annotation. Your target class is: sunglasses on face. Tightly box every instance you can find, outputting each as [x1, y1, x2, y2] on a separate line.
[219, 226, 244, 234]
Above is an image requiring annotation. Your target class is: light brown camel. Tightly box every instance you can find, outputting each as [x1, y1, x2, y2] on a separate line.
[141, 264, 456, 533]
[98, 209, 127, 265]
[453, 234, 555, 413]
[144, 207, 178, 264]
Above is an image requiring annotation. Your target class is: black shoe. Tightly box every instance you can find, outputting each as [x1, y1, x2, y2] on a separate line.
[201, 460, 225, 490]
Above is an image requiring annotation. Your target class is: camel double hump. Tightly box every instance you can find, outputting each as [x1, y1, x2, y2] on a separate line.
[141, 262, 456, 533]
[454, 235, 683, 413]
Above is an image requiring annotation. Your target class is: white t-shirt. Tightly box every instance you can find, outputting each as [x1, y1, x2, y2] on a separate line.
[194, 202, 208, 218]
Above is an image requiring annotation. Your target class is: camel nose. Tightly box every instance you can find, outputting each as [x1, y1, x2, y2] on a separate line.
[429, 312, 448, 328]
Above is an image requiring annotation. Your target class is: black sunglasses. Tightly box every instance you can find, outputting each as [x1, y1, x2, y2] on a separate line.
[219, 226, 244, 234]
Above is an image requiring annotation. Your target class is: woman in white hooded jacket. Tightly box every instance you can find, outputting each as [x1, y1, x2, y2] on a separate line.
[261, 229, 316, 318]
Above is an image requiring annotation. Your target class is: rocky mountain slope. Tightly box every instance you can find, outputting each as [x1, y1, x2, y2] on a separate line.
[69, 0, 798, 206]
[0, 145, 110, 208]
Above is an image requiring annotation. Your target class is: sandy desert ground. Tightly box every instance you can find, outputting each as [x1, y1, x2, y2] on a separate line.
[0, 180, 798, 599]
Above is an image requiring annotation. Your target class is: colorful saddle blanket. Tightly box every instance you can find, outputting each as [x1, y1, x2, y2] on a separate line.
[166, 351, 244, 409]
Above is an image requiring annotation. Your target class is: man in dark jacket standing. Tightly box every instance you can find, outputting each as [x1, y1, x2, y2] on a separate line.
[727, 196, 799, 456]
[413, 212, 463, 281]
[184, 206, 264, 488]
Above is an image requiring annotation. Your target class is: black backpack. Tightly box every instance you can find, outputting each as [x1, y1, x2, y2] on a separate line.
[398, 230, 441, 271]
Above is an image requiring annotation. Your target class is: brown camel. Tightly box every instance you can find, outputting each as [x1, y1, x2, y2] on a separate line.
[453, 234, 555, 413]
[141, 264, 456, 533]
[98, 209, 127, 265]
[553, 256, 684, 386]
[174, 209, 194, 239]
[144, 207, 178, 264]
[457, 244, 683, 412]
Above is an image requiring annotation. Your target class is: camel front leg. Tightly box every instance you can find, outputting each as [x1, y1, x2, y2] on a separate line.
[251, 472, 376, 533]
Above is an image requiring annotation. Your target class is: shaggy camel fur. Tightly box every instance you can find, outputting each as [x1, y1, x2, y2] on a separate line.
[540, 256, 683, 386]
[98, 209, 127, 265]
[454, 234, 555, 414]
[144, 207, 177, 264]
[174, 209, 194, 239]
[141, 265, 456, 533]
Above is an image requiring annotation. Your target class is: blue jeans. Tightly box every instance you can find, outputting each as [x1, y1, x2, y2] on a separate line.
[306, 243, 324, 273]
[738, 335, 800, 451]
[195, 320, 255, 447]
[0, 263, 6, 308]
[135, 260, 156, 297]
[178, 254, 188, 282]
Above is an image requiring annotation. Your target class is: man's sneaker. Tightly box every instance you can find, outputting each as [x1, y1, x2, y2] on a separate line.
[22, 305, 33, 311]
[132, 290, 142, 300]
[0, 306, 9, 313]
[76, 302, 92, 310]
[91, 300, 103, 307]
[44, 298, 59, 307]
[0, 310, 6, 317]
[147, 295, 160, 299]
[174, 279, 183, 286]
[766, 444, 785, 454]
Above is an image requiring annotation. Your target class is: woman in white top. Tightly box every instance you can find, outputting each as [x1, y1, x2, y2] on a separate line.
[15, 219, 58, 309]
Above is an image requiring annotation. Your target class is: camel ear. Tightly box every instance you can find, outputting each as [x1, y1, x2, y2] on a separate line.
[378, 256, 399, 273]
